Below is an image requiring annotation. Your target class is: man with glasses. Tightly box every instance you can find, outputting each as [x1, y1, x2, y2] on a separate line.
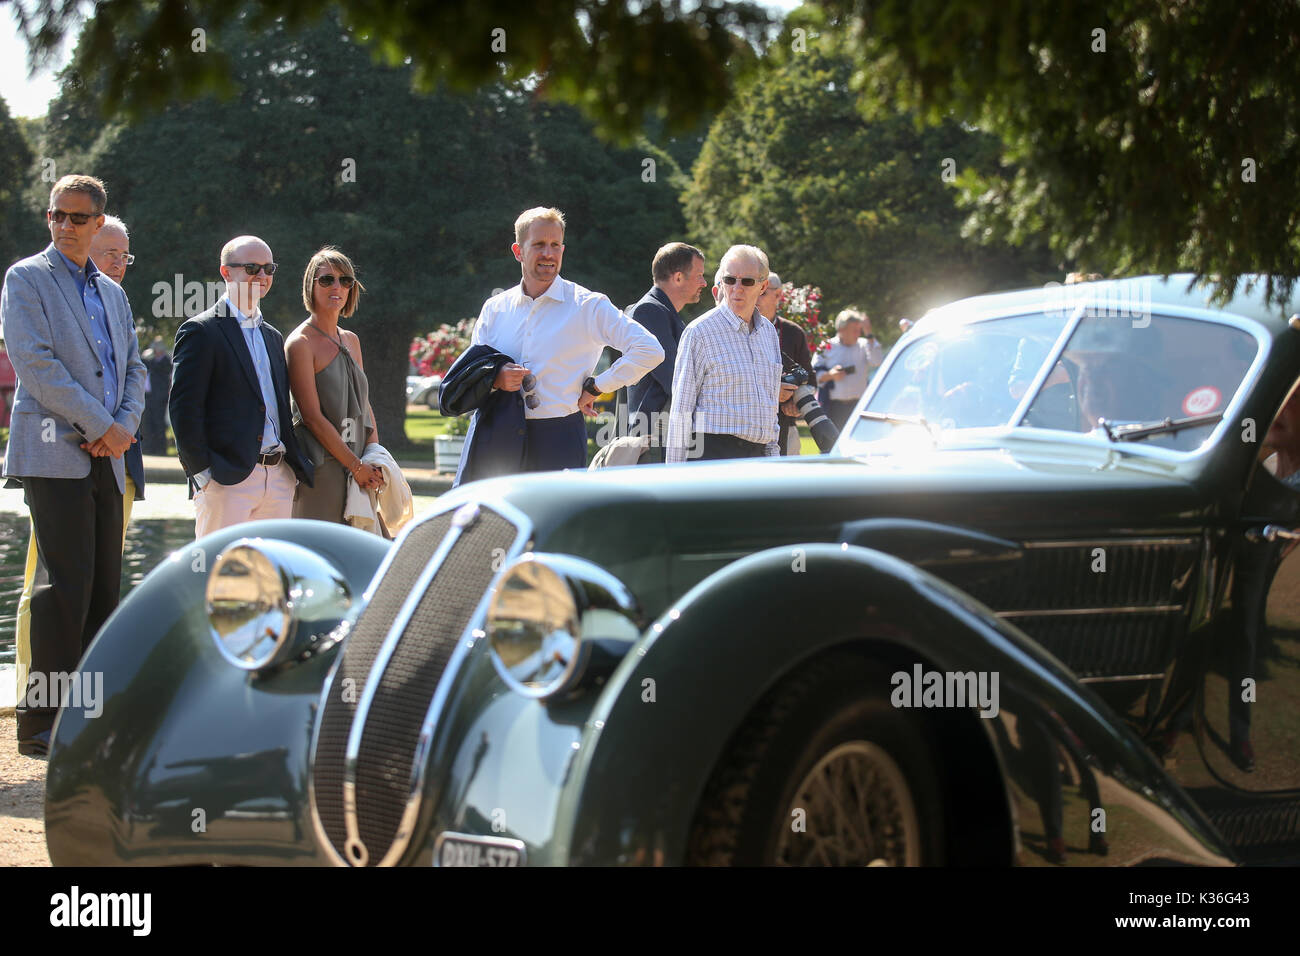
[169, 235, 312, 536]
[1, 175, 145, 756]
[666, 245, 786, 462]
[468, 207, 663, 473]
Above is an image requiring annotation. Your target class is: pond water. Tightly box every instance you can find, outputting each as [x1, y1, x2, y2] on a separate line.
[0, 513, 195, 668]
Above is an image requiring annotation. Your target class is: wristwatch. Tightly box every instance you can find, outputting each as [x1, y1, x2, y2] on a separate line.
[582, 376, 602, 397]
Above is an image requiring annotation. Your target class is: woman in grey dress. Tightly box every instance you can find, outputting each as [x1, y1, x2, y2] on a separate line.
[286, 246, 384, 523]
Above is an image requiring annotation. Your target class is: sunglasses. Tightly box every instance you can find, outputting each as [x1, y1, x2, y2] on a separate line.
[522, 372, 540, 410]
[315, 274, 355, 288]
[226, 262, 278, 276]
[48, 209, 98, 226]
[722, 275, 760, 287]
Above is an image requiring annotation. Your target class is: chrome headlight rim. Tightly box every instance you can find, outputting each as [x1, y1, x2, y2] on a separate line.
[206, 537, 353, 672]
[486, 552, 641, 701]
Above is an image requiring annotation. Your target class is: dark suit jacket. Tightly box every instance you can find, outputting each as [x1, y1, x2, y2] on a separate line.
[776, 317, 815, 427]
[169, 298, 311, 491]
[441, 343, 527, 488]
[626, 286, 683, 417]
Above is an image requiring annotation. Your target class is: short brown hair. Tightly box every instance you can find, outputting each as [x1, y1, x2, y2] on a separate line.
[652, 242, 704, 283]
[302, 246, 365, 318]
[49, 175, 107, 215]
[514, 207, 566, 245]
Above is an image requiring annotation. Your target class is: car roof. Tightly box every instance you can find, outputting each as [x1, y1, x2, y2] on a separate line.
[916, 274, 1300, 336]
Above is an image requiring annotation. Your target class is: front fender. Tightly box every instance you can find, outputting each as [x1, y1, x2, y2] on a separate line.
[557, 543, 1234, 866]
[45, 519, 390, 866]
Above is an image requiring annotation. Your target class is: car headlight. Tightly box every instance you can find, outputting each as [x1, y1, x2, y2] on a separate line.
[486, 553, 642, 701]
[206, 539, 352, 671]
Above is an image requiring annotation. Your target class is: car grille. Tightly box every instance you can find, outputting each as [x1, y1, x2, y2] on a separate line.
[311, 504, 523, 866]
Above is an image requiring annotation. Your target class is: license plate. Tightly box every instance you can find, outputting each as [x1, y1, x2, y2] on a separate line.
[433, 833, 526, 867]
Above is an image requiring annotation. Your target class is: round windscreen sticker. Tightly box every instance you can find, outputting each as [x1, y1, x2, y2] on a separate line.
[904, 341, 939, 373]
[1182, 386, 1222, 416]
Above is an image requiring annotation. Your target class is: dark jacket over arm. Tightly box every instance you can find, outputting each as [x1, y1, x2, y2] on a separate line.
[440, 343, 527, 488]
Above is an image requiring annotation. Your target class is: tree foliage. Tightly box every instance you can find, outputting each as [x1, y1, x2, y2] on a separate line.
[9, 0, 770, 139]
[0, 96, 40, 269]
[821, 0, 1300, 302]
[683, 30, 1053, 327]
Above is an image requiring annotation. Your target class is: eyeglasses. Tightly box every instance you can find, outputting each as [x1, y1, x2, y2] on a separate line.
[99, 252, 136, 264]
[226, 262, 278, 276]
[315, 274, 355, 288]
[721, 275, 760, 287]
[521, 373, 539, 410]
[48, 209, 98, 226]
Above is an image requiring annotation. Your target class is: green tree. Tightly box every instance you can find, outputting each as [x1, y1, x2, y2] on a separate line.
[12, 0, 770, 139]
[821, 0, 1300, 301]
[683, 34, 1052, 328]
[0, 96, 41, 269]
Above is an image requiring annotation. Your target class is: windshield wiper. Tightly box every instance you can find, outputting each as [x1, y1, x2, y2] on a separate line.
[858, 410, 934, 430]
[1097, 412, 1224, 443]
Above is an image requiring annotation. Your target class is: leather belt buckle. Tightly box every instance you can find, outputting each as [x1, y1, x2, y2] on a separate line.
[258, 451, 283, 467]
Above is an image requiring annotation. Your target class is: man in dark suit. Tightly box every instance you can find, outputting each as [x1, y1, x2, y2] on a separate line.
[169, 235, 311, 538]
[2, 175, 145, 756]
[625, 242, 707, 460]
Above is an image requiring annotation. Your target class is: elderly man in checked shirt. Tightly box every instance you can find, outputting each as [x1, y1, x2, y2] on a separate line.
[666, 245, 793, 463]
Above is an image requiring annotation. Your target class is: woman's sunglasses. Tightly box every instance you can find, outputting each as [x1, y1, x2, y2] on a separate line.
[315, 274, 356, 288]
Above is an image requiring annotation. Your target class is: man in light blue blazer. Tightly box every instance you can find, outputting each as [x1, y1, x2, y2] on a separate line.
[1, 175, 145, 757]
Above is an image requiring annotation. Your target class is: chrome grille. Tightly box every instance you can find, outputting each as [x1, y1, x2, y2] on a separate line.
[311, 504, 524, 866]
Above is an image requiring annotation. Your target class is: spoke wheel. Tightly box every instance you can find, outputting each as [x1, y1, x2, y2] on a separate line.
[774, 741, 920, 866]
[686, 653, 944, 866]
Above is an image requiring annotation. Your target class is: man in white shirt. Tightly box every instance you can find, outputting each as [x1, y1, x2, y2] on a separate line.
[813, 307, 884, 430]
[470, 207, 664, 472]
[170, 235, 312, 537]
[666, 245, 789, 463]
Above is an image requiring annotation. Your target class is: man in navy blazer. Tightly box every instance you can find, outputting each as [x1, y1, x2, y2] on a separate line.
[1, 175, 145, 756]
[625, 243, 707, 460]
[169, 235, 311, 538]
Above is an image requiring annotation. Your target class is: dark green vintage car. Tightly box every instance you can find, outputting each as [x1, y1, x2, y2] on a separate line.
[46, 275, 1300, 866]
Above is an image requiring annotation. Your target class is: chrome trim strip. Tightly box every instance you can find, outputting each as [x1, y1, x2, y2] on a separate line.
[379, 498, 534, 867]
[997, 604, 1184, 618]
[307, 498, 471, 867]
[342, 521, 467, 866]
[1022, 537, 1199, 549]
[1078, 674, 1166, 683]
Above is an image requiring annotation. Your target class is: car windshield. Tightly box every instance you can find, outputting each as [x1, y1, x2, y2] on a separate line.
[848, 311, 1259, 453]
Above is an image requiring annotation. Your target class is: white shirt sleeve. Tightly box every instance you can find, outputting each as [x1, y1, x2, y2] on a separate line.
[589, 296, 664, 392]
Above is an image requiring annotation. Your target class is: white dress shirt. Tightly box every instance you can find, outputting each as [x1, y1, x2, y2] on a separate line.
[666, 304, 782, 463]
[471, 276, 664, 419]
[812, 334, 884, 401]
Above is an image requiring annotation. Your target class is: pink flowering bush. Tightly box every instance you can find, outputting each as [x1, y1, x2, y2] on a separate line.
[409, 318, 475, 378]
[774, 284, 832, 354]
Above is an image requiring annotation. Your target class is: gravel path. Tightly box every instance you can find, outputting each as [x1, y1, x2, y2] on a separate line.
[0, 715, 51, 866]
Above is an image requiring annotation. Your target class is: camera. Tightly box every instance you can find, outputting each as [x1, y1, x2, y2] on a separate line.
[824, 364, 854, 397]
[781, 366, 839, 453]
